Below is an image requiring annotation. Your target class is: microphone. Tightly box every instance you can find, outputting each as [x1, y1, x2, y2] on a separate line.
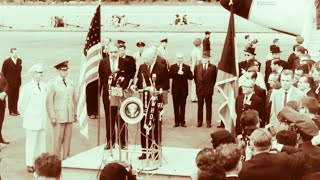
[152, 73, 157, 83]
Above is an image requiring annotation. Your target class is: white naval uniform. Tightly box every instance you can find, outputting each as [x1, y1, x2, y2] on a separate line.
[18, 79, 48, 166]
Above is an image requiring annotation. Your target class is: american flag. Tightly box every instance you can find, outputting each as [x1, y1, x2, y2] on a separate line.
[77, 3, 101, 138]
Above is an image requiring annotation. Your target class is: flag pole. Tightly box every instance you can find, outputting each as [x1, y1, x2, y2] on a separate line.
[97, 0, 101, 146]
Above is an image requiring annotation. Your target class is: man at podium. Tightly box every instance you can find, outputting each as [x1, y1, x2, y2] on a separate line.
[99, 43, 131, 150]
[134, 47, 169, 160]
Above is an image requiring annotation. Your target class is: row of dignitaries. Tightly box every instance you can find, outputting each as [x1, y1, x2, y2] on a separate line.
[18, 61, 77, 173]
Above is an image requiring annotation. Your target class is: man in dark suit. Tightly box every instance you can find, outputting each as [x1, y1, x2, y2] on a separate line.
[98, 43, 129, 150]
[194, 51, 217, 128]
[287, 44, 299, 70]
[235, 80, 265, 135]
[238, 47, 261, 77]
[297, 75, 317, 99]
[86, 80, 98, 119]
[2, 48, 22, 116]
[169, 52, 193, 127]
[239, 128, 307, 180]
[265, 46, 287, 90]
[118, 44, 136, 87]
[239, 70, 266, 102]
[202, 31, 211, 56]
[0, 73, 9, 144]
[278, 107, 320, 173]
[134, 47, 169, 160]
[214, 143, 242, 180]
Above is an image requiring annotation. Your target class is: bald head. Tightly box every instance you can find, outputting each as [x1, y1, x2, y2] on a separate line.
[176, 52, 184, 64]
[241, 80, 255, 95]
[142, 47, 157, 66]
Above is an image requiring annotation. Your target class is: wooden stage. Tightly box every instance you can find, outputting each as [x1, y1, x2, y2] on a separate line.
[62, 144, 200, 180]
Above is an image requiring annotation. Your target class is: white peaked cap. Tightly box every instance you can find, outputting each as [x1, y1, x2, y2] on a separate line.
[28, 63, 44, 73]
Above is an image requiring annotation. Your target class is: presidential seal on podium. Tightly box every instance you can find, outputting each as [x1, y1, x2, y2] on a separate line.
[120, 97, 144, 124]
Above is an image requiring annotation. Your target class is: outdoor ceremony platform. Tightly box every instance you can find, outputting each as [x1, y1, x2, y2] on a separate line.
[62, 145, 200, 180]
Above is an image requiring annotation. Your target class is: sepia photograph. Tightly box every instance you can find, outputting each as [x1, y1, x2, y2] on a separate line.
[0, 0, 320, 179]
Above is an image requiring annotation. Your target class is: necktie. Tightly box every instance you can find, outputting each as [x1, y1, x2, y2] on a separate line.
[37, 83, 41, 91]
[283, 91, 288, 107]
[63, 78, 67, 87]
[147, 65, 150, 73]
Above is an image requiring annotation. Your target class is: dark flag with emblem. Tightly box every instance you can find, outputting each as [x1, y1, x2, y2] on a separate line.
[77, 3, 102, 138]
[215, 3, 238, 136]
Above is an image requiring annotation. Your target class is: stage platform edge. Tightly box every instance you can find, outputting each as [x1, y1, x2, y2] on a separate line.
[62, 145, 200, 180]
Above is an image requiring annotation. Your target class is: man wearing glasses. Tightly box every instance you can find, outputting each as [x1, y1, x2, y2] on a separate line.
[47, 61, 77, 160]
[238, 47, 261, 77]
[235, 80, 265, 135]
[99, 43, 129, 150]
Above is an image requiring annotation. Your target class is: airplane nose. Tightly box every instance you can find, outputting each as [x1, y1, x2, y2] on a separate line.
[220, 0, 253, 19]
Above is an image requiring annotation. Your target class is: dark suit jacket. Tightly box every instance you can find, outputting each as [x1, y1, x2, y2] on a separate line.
[156, 55, 168, 70]
[226, 177, 239, 180]
[136, 62, 169, 91]
[265, 59, 287, 90]
[0, 73, 9, 108]
[239, 146, 307, 180]
[235, 94, 265, 135]
[169, 63, 193, 96]
[2, 57, 22, 87]
[287, 53, 297, 70]
[202, 37, 211, 52]
[238, 59, 261, 76]
[239, 84, 266, 102]
[98, 56, 128, 101]
[298, 142, 320, 173]
[306, 89, 317, 99]
[266, 89, 273, 124]
[122, 55, 136, 82]
[194, 63, 217, 96]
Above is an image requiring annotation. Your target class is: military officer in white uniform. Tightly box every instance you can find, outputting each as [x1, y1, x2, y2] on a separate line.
[18, 63, 47, 173]
[133, 41, 146, 67]
[47, 61, 77, 160]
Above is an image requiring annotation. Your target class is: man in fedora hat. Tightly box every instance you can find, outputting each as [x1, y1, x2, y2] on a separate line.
[238, 47, 261, 77]
[203, 31, 211, 56]
[194, 51, 217, 128]
[47, 61, 77, 160]
[265, 46, 287, 90]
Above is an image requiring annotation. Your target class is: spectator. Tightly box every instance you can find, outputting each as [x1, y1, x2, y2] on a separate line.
[239, 128, 307, 180]
[297, 75, 317, 98]
[210, 130, 235, 149]
[99, 162, 136, 180]
[215, 143, 243, 180]
[34, 153, 61, 180]
[276, 130, 298, 147]
[195, 148, 215, 169]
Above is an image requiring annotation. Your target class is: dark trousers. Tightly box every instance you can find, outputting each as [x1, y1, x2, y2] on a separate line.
[197, 94, 212, 126]
[140, 115, 160, 153]
[172, 94, 187, 126]
[8, 85, 19, 114]
[0, 101, 6, 140]
[103, 100, 126, 147]
[86, 80, 98, 116]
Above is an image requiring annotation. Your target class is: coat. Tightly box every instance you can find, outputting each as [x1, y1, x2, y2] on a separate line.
[194, 62, 217, 96]
[202, 37, 211, 52]
[0, 73, 9, 108]
[136, 62, 169, 91]
[269, 86, 305, 126]
[2, 57, 22, 87]
[46, 76, 77, 123]
[235, 94, 265, 135]
[239, 146, 307, 180]
[18, 80, 48, 130]
[169, 63, 193, 96]
[298, 142, 320, 173]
